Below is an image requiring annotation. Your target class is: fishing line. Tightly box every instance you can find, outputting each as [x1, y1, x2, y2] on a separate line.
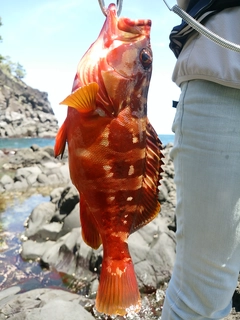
[163, 0, 240, 53]
[98, 0, 123, 16]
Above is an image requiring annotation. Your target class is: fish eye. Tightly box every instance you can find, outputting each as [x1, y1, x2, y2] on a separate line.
[140, 48, 152, 69]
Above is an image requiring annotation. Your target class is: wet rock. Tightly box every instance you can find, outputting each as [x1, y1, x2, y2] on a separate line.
[25, 202, 56, 239]
[60, 203, 80, 235]
[57, 185, 79, 215]
[21, 240, 55, 260]
[0, 288, 95, 320]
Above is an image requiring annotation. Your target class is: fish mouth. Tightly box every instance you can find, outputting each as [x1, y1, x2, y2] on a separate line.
[103, 4, 151, 45]
[102, 4, 152, 79]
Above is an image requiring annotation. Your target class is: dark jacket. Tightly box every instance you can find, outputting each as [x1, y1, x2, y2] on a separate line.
[170, 0, 240, 57]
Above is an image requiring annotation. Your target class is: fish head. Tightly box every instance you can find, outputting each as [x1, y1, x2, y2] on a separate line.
[73, 4, 152, 117]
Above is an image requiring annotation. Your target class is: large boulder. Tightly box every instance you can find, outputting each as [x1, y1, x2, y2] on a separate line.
[0, 288, 95, 320]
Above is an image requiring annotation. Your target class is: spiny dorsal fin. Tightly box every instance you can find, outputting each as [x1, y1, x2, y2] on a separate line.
[131, 118, 163, 233]
[60, 82, 99, 113]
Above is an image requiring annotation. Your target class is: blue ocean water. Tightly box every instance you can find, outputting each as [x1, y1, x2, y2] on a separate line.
[0, 134, 174, 150]
[159, 134, 174, 146]
[0, 137, 55, 149]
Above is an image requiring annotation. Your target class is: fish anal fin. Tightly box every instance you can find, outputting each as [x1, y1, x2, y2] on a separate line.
[131, 119, 164, 233]
[60, 82, 99, 114]
[96, 254, 141, 316]
[54, 120, 67, 158]
[80, 195, 102, 249]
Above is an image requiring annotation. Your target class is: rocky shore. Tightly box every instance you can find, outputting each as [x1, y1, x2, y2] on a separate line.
[0, 143, 239, 319]
[0, 144, 69, 192]
[0, 69, 58, 138]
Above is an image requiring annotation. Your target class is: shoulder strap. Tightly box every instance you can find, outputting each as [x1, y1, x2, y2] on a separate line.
[170, 0, 240, 57]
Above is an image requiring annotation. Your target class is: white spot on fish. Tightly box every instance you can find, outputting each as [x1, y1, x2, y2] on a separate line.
[103, 165, 111, 171]
[127, 196, 133, 201]
[128, 165, 134, 176]
[107, 196, 115, 203]
[132, 136, 138, 143]
[100, 128, 110, 146]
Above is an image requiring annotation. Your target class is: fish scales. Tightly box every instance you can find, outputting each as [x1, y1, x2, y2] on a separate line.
[54, 3, 163, 316]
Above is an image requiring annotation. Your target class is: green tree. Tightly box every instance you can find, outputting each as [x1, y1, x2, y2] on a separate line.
[14, 62, 26, 79]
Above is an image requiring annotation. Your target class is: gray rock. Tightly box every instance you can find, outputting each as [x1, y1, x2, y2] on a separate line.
[30, 144, 40, 152]
[37, 173, 49, 184]
[21, 240, 55, 260]
[58, 185, 79, 215]
[32, 222, 63, 241]
[25, 202, 56, 238]
[26, 173, 39, 185]
[59, 163, 70, 181]
[0, 174, 14, 189]
[50, 187, 65, 204]
[60, 203, 80, 235]
[0, 68, 58, 138]
[47, 173, 60, 184]
[0, 288, 95, 320]
[0, 286, 21, 308]
[15, 166, 42, 180]
[13, 179, 29, 190]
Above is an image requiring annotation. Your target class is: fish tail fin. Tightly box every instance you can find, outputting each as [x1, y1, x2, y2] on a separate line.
[95, 255, 141, 316]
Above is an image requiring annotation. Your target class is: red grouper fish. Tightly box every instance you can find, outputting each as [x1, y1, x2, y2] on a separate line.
[54, 3, 163, 316]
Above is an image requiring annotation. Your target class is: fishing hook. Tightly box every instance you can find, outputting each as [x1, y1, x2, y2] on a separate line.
[98, 0, 123, 17]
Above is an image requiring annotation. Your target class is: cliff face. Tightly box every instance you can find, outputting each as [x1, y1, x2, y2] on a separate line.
[0, 68, 59, 138]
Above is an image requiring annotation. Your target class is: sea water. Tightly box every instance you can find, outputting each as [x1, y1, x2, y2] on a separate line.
[0, 134, 174, 150]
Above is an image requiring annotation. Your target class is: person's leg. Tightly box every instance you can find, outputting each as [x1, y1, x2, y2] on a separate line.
[161, 80, 240, 320]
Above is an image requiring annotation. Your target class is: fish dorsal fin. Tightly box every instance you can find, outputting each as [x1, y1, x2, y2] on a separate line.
[131, 119, 164, 233]
[54, 119, 67, 158]
[60, 82, 99, 113]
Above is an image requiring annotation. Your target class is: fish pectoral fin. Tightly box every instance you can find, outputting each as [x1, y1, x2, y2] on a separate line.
[80, 195, 102, 249]
[60, 82, 99, 113]
[131, 119, 164, 233]
[54, 120, 67, 158]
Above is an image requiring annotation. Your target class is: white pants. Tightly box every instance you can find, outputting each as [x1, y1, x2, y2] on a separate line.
[161, 80, 240, 319]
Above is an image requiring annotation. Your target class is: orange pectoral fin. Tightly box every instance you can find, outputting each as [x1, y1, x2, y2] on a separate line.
[80, 195, 102, 249]
[54, 120, 67, 158]
[60, 82, 99, 113]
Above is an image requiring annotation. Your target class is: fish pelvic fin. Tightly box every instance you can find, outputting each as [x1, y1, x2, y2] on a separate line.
[80, 194, 102, 249]
[54, 120, 67, 158]
[60, 82, 99, 113]
[95, 249, 141, 316]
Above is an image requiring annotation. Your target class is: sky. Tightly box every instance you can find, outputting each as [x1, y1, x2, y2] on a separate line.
[0, 0, 182, 134]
